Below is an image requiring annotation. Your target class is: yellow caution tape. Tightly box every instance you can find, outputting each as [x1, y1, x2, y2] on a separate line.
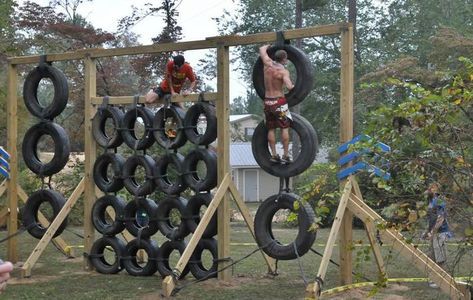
[320, 276, 473, 296]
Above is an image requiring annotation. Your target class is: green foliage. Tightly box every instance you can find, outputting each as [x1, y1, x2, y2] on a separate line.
[295, 163, 339, 227]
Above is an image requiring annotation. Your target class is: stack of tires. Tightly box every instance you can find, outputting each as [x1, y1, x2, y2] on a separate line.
[89, 100, 219, 279]
[251, 44, 319, 260]
[21, 63, 70, 240]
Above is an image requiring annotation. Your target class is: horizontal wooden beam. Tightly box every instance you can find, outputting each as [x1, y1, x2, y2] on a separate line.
[7, 23, 348, 65]
[207, 23, 348, 46]
[90, 92, 218, 105]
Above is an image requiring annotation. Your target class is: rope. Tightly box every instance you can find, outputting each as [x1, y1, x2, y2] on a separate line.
[294, 242, 309, 286]
[171, 242, 273, 296]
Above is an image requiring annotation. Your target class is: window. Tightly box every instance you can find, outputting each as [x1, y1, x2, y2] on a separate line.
[245, 127, 255, 137]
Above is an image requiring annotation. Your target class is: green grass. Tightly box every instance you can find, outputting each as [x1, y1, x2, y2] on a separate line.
[0, 222, 471, 299]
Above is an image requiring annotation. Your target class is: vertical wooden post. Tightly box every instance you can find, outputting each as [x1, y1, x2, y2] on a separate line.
[83, 56, 97, 270]
[216, 44, 231, 281]
[339, 24, 354, 285]
[6, 63, 18, 263]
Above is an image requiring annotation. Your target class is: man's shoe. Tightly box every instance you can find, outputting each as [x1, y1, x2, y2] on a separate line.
[270, 155, 281, 163]
[281, 155, 292, 164]
[428, 282, 439, 288]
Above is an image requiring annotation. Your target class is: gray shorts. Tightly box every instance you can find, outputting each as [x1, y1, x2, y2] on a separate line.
[431, 232, 448, 264]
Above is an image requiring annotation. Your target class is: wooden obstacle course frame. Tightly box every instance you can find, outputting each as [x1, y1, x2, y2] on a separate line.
[4, 22, 351, 280]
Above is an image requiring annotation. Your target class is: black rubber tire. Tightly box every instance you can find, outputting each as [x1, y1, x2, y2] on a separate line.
[123, 238, 159, 276]
[22, 189, 68, 239]
[156, 196, 190, 241]
[22, 121, 70, 176]
[252, 44, 314, 107]
[251, 113, 318, 178]
[254, 193, 317, 260]
[89, 236, 126, 274]
[154, 153, 187, 195]
[91, 195, 126, 236]
[121, 106, 155, 150]
[183, 102, 217, 145]
[122, 154, 156, 196]
[185, 193, 217, 238]
[123, 198, 159, 238]
[23, 64, 69, 120]
[189, 238, 218, 280]
[153, 106, 187, 149]
[92, 106, 124, 149]
[156, 240, 191, 278]
[182, 148, 217, 192]
[93, 153, 125, 193]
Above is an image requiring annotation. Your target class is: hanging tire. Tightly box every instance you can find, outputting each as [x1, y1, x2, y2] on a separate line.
[154, 153, 187, 195]
[123, 198, 159, 238]
[89, 236, 126, 274]
[123, 238, 159, 276]
[156, 196, 190, 241]
[22, 121, 70, 176]
[254, 193, 317, 260]
[185, 193, 217, 239]
[252, 44, 314, 107]
[184, 102, 217, 145]
[22, 189, 68, 239]
[91, 195, 126, 236]
[182, 148, 217, 192]
[93, 153, 125, 193]
[189, 238, 218, 280]
[153, 106, 187, 149]
[122, 154, 156, 196]
[92, 106, 124, 148]
[121, 106, 155, 150]
[156, 240, 191, 278]
[251, 113, 318, 178]
[23, 64, 69, 120]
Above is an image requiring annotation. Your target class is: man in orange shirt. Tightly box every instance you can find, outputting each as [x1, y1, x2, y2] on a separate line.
[146, 54, 197, 108]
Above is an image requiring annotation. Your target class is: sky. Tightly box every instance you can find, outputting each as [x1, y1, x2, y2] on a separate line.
[21, 0, 247, 100]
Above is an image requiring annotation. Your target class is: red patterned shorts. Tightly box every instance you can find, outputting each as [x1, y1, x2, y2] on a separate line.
[264, 97, 292, 129]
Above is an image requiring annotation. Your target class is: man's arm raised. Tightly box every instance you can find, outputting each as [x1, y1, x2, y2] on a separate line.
[283, 69, 294, 90]
[259, 45, 273, 67]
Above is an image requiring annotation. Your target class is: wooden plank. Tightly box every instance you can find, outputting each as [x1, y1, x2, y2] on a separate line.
[83, 57, 98, 271]
[227, 180, 277, 273]
[6, 63, 18, 263]
[0, 180, 7, 197]
[307, 180, 353, 298]
[90, 92, 218, 105]
[7, 24, 347, 65]
[8, 52, 84, 65]
[162, 174, 231, 297]
[339, 24, 355, 286]
[216, 44, 231, 282]
[347, 196, 465, 299]
[17, 185, 72, 256]
[21, 178, 85, 277]
[207, 23, 347, 46]
[349, 177, 386, 278]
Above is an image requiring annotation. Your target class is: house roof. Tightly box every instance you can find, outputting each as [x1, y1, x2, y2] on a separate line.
[230, 142, 258, 168]
[229, 114, 257, 123]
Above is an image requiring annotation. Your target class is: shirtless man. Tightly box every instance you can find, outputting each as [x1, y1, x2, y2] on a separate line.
[259, 45, 294, 164]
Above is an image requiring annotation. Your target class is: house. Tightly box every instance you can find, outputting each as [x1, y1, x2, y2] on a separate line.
[229, 114, 261, 141]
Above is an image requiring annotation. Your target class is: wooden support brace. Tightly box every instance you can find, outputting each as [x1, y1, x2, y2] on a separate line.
[0, 179, 7, 197]
[20, 178, 85, 277]
[347, 193, 466, 299]
[17, 185, 72, 257]
[162, 174, 231, 297]
[227, 180, 277, 274]
[306, 180, 353, 298]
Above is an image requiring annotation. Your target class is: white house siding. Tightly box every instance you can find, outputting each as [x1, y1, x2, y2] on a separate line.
[235, 167, 292, 202]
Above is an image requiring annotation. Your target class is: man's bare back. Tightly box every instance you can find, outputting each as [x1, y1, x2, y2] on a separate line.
[259, 45, 294, 98]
